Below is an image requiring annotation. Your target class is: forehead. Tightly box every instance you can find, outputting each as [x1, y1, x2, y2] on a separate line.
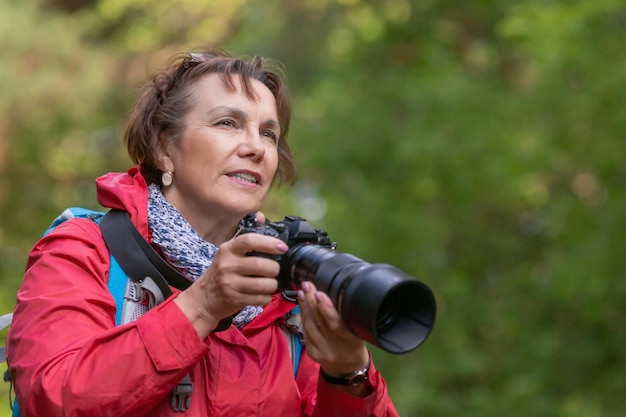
[189, 72, 277, 112]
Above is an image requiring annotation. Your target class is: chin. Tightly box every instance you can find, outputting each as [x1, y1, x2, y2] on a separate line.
[229, 204, 262, 219]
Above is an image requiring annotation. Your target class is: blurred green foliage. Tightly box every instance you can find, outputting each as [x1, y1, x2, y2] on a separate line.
[1, 0, 624, 416]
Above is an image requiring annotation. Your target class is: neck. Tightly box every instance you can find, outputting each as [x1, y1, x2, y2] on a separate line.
[196, 218, 241, 245]
[160, 192, 241, 246]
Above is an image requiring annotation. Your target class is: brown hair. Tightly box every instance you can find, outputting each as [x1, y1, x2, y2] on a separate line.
[124, 47, 296, 186]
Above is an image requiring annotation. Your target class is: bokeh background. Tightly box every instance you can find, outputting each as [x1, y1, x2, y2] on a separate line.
[1, 1, 625, 416]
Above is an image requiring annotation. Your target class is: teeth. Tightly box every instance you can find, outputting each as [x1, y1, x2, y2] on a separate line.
[230, 173, 258, 184]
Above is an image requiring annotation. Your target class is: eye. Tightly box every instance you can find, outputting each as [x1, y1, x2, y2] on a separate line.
[261, 129, 279, 143]
[215, 118, 237, 128]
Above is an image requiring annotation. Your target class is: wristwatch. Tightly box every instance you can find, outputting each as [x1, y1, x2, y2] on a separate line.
[320, 359, 370, 386]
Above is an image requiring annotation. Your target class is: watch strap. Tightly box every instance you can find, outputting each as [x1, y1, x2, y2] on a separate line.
[320, 358, 371, 386]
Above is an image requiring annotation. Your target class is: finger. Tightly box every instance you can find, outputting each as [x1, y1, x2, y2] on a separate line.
[228, 233, 288, 257]
[233, 291, 275, 307]
[298, 282, 333, 335]
[310, 289, 337, 316]
[234, 255, 281, 278]
[297, 290, 342, 362]
[253, 210, 267, 224]
[197, 275, 276, 313]
[300, 282, 336, 318]
[299, 282, 357, 340]
[231, 276, 279, 295]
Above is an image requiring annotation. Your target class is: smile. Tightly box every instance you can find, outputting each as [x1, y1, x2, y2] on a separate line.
[228, 172, 259, 184]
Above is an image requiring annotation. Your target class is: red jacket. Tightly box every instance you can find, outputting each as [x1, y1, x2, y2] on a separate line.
[7, 167, 399, 417]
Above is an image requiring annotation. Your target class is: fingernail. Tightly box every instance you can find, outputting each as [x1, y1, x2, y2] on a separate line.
[301, 281, 311, 292]
[314, 292, 323, 303]
[277, 242, 288, 252]
[297, 290, 304, 301]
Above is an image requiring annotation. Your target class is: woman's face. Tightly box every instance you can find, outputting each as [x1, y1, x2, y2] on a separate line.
[160, 73, 280, 233]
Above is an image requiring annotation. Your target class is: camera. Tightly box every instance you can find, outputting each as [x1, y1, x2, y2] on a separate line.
[239, 214, 436, 354]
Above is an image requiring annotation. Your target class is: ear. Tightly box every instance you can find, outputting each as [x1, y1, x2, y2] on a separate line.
[157, 143, 175, 173]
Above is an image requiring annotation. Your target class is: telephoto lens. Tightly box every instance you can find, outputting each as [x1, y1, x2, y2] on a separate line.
[287, 245, 436, 354]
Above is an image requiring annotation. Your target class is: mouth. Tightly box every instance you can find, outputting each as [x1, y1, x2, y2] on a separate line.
[227, 171, 260, 185]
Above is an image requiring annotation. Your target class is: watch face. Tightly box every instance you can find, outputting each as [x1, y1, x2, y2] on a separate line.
[320, 360, 371, 386]
[348, 371, 368, 386]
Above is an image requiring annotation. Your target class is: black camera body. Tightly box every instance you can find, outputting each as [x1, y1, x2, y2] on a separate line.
[239, 214, 436, 354]
[239, 214, 336, 290]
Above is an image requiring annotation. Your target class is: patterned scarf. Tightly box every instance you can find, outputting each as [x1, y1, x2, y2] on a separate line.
[147, 183, 262, 329]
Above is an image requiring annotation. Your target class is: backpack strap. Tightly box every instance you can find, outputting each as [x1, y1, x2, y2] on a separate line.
[285, 306, 304, 378]
[99, 209, 197, 412]
[43, 207, 104, 236]
[107, 257, 127, 326]
[99, 210, 178, 297]
[280, 291, 304, 378]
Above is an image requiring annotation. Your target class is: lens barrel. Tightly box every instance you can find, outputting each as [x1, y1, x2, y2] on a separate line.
[287, 245, 436, 354]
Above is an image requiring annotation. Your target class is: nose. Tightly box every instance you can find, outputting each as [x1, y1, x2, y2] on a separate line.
[238, 126, 266, 160]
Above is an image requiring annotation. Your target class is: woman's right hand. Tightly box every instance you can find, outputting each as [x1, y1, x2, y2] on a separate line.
[174, 232, 288, 338]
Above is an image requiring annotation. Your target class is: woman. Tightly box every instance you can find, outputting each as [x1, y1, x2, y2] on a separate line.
[7, 48, 399, 416]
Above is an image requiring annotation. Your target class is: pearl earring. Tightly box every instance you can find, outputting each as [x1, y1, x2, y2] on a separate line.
[162, 171, 173, 186]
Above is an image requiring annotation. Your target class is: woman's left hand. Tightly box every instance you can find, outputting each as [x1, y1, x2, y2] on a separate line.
[297, 281, 369, 378]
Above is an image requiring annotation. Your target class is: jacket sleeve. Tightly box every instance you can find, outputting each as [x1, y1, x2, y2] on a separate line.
[6, 219, 209, 417]
[296, 346, 400, 416]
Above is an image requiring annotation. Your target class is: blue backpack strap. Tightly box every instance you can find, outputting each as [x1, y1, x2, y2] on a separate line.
[11, 400, 20, 417]
[290, 306, 303, 377]
[107, 257, 127, 326]
[44, 207, 104, 236]
[280, 302, 304, 378]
